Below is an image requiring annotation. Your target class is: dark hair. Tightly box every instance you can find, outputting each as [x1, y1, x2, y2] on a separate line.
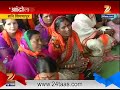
[2, 19, 18, 25]
[2, 19, 6, 25]
[25, 30, 40, 40]
[37, 56, 58, 73]
[39, 14, 52, 18]
[66, 14, 76, 23]
[40, 14, 43, 18]
[95, 14, 102, 22]
[55, 16, 71, 31]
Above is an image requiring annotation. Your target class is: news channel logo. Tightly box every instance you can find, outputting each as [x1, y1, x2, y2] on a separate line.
[104, 5, 111, 14]
[101, 14, 115, 19]
[9, 6, 35, 13]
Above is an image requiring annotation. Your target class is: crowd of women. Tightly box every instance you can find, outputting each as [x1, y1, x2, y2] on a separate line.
[0, 14, 119, 80]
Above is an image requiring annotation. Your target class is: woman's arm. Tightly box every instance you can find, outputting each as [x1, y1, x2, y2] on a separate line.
[104, 29, 115, 36]
[48, 37, 62, 61]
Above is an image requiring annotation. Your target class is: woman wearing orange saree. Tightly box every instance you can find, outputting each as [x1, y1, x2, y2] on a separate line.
[48, 16, 89, 80]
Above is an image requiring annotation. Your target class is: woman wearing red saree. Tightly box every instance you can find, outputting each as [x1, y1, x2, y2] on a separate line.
[48, 16, 89, 80]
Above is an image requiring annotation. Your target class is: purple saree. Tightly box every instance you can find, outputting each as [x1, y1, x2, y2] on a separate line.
[0, 33, 16, 72]
[10, 38, 48, 80]
[35, 16, 50, 49]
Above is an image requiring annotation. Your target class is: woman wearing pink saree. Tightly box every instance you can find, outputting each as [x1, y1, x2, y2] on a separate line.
[10, 30, 48, 80]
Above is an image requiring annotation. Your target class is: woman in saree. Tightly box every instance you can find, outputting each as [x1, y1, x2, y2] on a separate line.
[48, 16, 90, 80]
[72, 14, 116, 57]
[72, 14, 120, 80]
[34, 56, 66, 80]
[94, 14, 120, 81]
[0, 19, 23, 72]
[35, 14, 54, 49]
[10, 30, 48, 80]
[107, 14, 120, 43]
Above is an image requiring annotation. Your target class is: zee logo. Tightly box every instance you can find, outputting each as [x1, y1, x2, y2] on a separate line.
[6, 73, 15, 87]
[104, 5, 111, 14]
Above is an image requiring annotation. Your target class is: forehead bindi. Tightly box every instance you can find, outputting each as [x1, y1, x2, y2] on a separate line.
[60, 20, 70, 27]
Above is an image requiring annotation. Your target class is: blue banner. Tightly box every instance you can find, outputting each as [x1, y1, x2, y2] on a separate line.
[94, 72, 120, 88]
